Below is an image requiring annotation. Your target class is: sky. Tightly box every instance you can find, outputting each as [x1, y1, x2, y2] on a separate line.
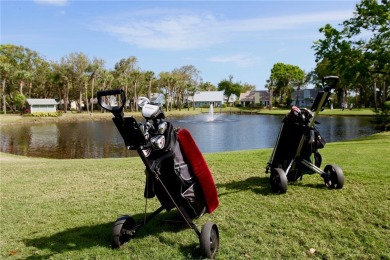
[1, 0, 359, 90]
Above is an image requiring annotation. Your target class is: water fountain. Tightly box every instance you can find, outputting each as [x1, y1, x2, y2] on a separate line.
[207, 104, 215, 122]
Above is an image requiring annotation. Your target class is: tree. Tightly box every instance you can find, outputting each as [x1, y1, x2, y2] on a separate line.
[265, 79, 275, 110]
[62, 52, 90, 113]
[173, 65, 201, 110]
[144, 71, 155, 99]
[86, 58, 105, 113]
[0, 54, 11, 114]
[158, 72, 174, 111]
[312, 0, 389, 109]
[113, 57, 138, 111]
[130, 70, 142, 111]
[0, 44, 48, 113]
[199, 82, 217, 91]
[241, 83, 256, 93]
[269, 63, 305, 106]
[343, 0, 390, 77]
[13, 93, 26, 114]
[217, 75, 241, 106]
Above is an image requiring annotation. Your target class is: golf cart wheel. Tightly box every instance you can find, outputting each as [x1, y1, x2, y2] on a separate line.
[324, 164, 344, 189]
[112, 215, 136, 249]
[200, 222, 219, 259]
[270, 168, 288, 194]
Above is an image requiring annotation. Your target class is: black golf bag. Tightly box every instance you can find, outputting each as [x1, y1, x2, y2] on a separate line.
[266, 76, 345, 194]
[97, 90, 219, 258]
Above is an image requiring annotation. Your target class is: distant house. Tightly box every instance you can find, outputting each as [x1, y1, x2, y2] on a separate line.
[26, 99, 58, 113]
[150, 93, 166, 105]
[239, 90, 270, 107]
[192, 91, 225, 107]
[225, 94, 238, 106]
[290, 89, 319, 107]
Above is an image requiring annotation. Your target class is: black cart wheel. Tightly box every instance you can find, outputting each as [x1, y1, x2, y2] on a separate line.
[112, 215, 136, 249]
[270, 168, 288, 194]
[324, 164, 344, 189]
[200, 222, 219, 259]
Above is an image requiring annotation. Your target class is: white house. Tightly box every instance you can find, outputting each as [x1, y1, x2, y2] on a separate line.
[26, 99, 58, 113]
[192, 91, 225, 107]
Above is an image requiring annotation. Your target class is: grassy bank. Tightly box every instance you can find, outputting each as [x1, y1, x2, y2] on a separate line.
[1, 132, 389, 259]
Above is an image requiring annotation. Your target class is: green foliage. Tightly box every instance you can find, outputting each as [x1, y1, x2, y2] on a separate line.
[199, 81, 217, 91]
[31, 111, 63, 117]
[217, 75, 247, 105]
[13, 93, 26, 107]
[312, 0, 389, 108]
[269, 63, 306, 107]
[1, 132, 389, 259]
[374, 101, 390, 130]
[270, 62, 306, 89]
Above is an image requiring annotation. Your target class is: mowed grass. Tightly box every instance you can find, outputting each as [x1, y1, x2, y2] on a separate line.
[1, 132, 389, 259]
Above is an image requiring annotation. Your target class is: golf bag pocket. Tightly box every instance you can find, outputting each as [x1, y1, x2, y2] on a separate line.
[182, 183, 206, 218]
[144, 170, 155, 199]
[173, 139, 193, 186]
[175, 162, 193, 185]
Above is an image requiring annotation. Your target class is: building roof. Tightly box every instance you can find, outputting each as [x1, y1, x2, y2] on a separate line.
[193, 91, 224, 102]
[27, 99, 58, 105]
[239, 90, 270, 102]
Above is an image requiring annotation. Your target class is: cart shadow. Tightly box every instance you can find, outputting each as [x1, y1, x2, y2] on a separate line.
[293, 181, 328, 190]
[217, 176, 272, 197]
[23, 210, 198, 259]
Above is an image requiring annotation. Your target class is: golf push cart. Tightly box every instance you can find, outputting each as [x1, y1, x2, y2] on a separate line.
[97, 89, 220, 258]
[266, 76, 345, 194]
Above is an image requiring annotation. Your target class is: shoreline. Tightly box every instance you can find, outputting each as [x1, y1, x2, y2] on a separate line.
[0, 108, 378, 126]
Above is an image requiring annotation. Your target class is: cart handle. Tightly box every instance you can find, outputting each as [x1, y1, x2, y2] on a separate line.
[97, 89, 125, 116]
[322, 76, 339, 91]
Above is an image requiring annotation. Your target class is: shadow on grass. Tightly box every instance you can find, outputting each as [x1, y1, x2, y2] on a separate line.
[293, 181, 328, 190]
[23, 210, 203, 259]
[217, 176, 272, 197]
[217, 175, 332, 198]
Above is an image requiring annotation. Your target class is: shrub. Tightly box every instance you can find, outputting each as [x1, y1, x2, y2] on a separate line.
[31, 111, 63, 117]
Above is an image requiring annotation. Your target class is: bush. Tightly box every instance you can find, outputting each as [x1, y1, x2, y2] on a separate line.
[373, 101, 390, 130]
[31, 111, 63, 117]
[254, 103, 264, 109]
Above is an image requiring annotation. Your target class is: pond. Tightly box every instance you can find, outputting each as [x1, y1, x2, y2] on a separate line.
[0, 114, 379, 159]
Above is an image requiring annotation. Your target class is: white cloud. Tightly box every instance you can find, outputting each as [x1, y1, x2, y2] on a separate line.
[208, 55, 258, 67]
[92, 9, 353, 51]
[33, 0, 68, 6]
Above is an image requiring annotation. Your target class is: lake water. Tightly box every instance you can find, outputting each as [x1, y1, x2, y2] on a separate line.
[0, 114, 378, 159]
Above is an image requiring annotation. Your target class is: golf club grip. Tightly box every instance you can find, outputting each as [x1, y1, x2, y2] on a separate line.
[322, 76, 339, 89]
[97, 89, 125, 108]
[97, 89, 122, 98]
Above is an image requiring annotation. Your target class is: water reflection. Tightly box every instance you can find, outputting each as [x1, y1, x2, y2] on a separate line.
[0, 114, 379, 159]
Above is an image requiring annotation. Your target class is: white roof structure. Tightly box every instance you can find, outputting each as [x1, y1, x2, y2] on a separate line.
[27, 99, 58, 105]
[193, 91, 224, 102]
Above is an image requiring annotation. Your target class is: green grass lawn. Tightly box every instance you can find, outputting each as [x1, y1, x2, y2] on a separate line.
[1, 132, 389, 259]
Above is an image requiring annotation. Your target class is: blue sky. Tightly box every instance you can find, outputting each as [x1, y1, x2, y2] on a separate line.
[1, 0, 358, 89]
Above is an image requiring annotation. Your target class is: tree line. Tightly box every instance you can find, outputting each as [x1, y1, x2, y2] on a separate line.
[0, 45, 257, 114]
[0, 0, 388, 114]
